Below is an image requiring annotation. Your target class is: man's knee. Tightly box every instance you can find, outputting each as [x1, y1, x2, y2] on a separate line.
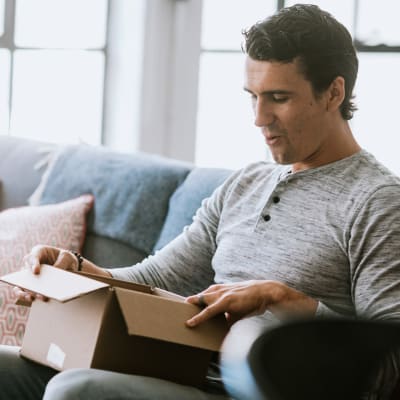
[0, 345, 55, 400]
[44, 369, 92, 400]
[43, 368, 226, 400]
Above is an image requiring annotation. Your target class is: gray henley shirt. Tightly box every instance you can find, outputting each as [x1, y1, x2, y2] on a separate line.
[110, 149, 400, 399]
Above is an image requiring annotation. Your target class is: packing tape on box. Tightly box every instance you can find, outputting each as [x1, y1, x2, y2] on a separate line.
[47, 343, 66, 370]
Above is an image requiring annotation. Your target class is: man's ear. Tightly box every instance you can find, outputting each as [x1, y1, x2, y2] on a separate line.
[326, 76, 345, 112]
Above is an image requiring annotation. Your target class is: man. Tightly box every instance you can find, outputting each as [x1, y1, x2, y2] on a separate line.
[2, 4, 400, 400]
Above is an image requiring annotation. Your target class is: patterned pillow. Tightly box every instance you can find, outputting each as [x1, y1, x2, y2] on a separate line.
[0, 195, 94, 345]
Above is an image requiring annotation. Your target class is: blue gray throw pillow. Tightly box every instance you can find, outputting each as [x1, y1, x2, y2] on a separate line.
[153, 167, 232, 252]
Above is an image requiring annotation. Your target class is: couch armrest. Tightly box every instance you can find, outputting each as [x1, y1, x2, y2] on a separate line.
[0, 136, 55, 210]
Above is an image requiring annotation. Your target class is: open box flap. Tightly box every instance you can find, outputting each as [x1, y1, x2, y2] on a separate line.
[77, 271, 154, 294]
[0, 264, 109, 302]
[115, 287, 228, 351]
[152, 287, 185, 301]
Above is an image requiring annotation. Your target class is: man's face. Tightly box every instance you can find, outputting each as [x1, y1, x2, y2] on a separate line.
[244, 57, 331, 171]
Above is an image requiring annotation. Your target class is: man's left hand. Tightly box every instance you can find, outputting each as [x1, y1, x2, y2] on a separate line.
[185, 280, 318, 327]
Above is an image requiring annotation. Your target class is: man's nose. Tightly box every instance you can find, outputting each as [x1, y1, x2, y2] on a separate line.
[254, 98, 274, 127]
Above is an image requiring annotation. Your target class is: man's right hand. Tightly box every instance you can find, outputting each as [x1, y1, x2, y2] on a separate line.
[23, 244, 80, 275]
[13, 244, 112, 305]
[13, 245, 79, 305]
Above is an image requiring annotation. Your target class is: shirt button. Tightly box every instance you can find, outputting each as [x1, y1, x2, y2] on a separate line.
[263, 214, 271, 222]
[272, 196, 280, 204]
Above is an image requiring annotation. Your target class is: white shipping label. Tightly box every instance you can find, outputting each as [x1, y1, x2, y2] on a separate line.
[46, 343, 66, 369]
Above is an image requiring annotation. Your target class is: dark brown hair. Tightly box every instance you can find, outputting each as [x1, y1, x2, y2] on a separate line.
[243, 4, 358, 120]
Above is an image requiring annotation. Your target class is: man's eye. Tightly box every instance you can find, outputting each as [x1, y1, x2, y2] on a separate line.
[272, 95, 288, 103]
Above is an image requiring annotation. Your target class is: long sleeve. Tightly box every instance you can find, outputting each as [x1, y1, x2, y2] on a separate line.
[109, 170, 240, 296]
[348, 185, 400, 399]
[349, 185, 400, 321]
[107, 153, 400, 399]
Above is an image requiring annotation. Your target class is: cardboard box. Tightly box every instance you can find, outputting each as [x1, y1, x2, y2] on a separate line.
[1, 265, 228, 387]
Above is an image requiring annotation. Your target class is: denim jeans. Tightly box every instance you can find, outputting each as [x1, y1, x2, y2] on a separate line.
[0, 346, 230, 400]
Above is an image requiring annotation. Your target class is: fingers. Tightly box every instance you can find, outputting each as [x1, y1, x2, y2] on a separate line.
[186, 293, 207, 307]
[186, 281, 269, 328]
[23, 245, 55, 274]
[22, 245, 76, 274]
[186, 283, 232, 306]
[53, 250, 78, 271]
[186, 290, 217, 308]
[186, 284, 234, 327]
[12, 286, 48, 306]
[186, 280, 319, 329]
[186, 301, 224, 327]
[13, 286, 34, 305]
[23, 252, 41, 275]
[15, 245, 71, 304]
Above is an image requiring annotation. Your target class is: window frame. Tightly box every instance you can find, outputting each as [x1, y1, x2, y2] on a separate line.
[193, 0, 400, 167]
[0, 0, 203, 162]
[2, 0, 398, 164]
[0, 0, 109, 144]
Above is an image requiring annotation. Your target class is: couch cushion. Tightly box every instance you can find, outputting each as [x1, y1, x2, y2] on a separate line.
[37, 145, 192, 255]
[0, 136, 54, 210]
[153, 167, 232, 251]
[0, 194, 93, 345]
[82, 234, 147, 268]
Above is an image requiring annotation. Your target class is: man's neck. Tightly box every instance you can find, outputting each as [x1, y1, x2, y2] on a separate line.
[292, 121, 361, 173]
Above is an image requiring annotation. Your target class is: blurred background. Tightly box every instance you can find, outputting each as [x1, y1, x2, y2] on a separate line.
[0, 0, 399, 174]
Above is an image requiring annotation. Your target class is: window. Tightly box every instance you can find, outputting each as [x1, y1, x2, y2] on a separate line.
[0, 49, 10, 134]
[0, 0, 108, 145]
[356, 0, 400, 47]
[196, 0, 275, 169]
[1, 1, 399, 175]
[196, 0, 400, 175]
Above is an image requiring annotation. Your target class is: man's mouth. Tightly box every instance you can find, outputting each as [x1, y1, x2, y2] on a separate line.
[262, 126, 285, 146]
[265, 135, 281, 145]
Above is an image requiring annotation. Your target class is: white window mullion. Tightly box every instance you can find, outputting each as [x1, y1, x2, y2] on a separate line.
[138, 0, 202, 163]
[1, 0, 15, 134]
[165, 0, 202, 162]
[138, 0, 175, 158]
[1, 0, 15, 46]
[102, 0, 146, 152]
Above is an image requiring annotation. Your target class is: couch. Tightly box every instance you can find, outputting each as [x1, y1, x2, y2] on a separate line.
[2, 136, 400, 399]
[0, 135, 231, 345]
[0, 135, 232, 264]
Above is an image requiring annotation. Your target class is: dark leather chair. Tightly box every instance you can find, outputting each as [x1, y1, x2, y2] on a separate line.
[221, 319, 400, 400]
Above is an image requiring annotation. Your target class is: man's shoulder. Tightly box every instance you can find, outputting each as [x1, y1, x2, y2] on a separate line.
[337, 151, 400, 212]
[347, 150, 400, 190]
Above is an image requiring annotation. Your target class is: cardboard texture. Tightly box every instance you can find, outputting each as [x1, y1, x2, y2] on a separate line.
[1, 265, 109, 301]
[0, 265, 228, 387]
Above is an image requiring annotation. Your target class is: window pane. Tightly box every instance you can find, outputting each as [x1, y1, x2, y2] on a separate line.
[0, 48, 10, 134]
[15, 0, 108, 48]
[352, 53, 400, 175]
[201, 0, 277, 50]
[0, 0, 4, 36]
[10, 50, 104, 144]
[196, 53, 267, 169]
[356, 0, 400, 46]
[284, 0, 355, 33]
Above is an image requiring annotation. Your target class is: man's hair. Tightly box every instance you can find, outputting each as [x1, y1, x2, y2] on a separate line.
[243, 4, 358, 120]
